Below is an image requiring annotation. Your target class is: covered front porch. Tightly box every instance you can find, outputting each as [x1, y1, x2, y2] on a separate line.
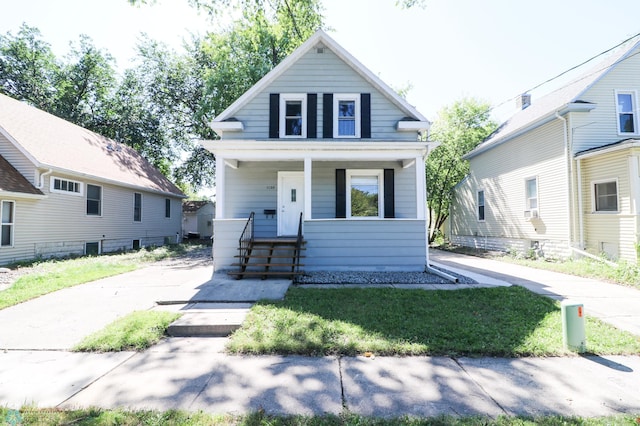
[202, 140, 434, 272]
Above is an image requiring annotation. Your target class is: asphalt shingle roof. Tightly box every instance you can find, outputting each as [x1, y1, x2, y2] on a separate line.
[0, 93, 184, 197]
[0, 154, 44, 196]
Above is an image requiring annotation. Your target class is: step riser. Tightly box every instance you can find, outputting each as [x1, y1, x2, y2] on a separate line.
[167, 324, 240, 337]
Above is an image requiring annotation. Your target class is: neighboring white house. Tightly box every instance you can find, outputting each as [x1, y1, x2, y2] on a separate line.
[449, 40, 640, 264]
[201, 30, 436, 274]
[182, 200, 214, 239]
[0, 93, 185, 265]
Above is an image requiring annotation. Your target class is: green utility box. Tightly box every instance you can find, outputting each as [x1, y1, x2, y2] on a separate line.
[561, 300, 586, 352]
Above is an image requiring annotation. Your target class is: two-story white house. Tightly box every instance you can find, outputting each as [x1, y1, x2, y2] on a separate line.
[0, 93, 185, 265]
[201, 30, 436, 276]
[450, 40, 640, 264]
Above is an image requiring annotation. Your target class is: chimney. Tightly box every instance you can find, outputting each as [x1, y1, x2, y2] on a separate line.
[517, 93, 532, 110]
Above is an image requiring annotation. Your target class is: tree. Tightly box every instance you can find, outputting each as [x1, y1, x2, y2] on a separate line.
[426, 98, 497, 243]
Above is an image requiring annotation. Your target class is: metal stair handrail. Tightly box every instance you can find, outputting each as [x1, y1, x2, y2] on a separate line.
[238, 212, 255, 273]
[295, 212, 303, 272]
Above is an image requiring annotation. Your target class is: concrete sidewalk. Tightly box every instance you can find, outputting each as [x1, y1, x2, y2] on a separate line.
[1, 250, 640, 418]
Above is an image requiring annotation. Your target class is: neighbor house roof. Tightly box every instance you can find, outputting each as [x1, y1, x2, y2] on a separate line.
[211, 29, 429, 126]
[182, 200, 212, 213]
[465, 40, 640, 159]
[0, 154, 44, 197]
[0, 93, 184, 197]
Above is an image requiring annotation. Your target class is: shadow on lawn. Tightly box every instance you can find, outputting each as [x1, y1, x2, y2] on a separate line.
[248, 286, 559, 357]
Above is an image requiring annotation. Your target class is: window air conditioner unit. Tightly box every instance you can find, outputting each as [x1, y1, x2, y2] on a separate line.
[524, 209, 539, 220]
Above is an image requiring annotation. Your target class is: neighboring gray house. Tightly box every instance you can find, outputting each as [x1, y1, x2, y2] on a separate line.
[202, 30, 436, 276]
[449, 40, 640, 264]
[0, 93, 185, 265]
[182, 200, 214, 239]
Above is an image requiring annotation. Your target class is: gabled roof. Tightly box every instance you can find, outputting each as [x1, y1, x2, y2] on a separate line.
[0, 93, 184, 197]
[0, 154, 44, 197]
[212, 29, 429, 125]
[465, 40, 640, 159]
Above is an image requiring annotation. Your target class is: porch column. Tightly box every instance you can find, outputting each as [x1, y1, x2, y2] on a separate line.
[215, 155, 225, 219]
[416, 156, 426, 220]
[304, 157, 312, 220]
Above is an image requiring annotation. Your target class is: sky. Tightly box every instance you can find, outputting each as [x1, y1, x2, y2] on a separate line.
[3, 0, 640, 123]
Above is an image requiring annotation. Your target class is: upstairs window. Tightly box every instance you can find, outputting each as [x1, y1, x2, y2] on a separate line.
[279, 94, 307, 138]
[86, 184, 102, 216]
[477, 190, 485, 221]
[1, 200, 15, 247]
[134, 193, 142, 222]
[593, 180, 618, 212]
[51, 177, 81, 195]
[334, 94, 361, 138]
[616, 91, 637, 134]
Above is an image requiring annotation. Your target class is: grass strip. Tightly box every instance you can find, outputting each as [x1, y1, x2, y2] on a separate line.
[73, 311, 181, 352]
[227, 286, 640, 357]
[3, 407, 639, 425]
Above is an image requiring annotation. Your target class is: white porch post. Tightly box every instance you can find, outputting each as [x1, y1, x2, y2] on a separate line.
[416, 156, 426, 220]
[215, 156, 225, 219]
[304, 157, 312, 220]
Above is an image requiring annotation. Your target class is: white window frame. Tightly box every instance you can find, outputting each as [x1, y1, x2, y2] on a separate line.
[346, 169, 383, 219]
[279, 93, 307, 138]
[615, 90, 638, 135]
[1, 200, 15, 248]
[525, 176, 539, 217]
[134, 192, 143, 222]
[333, 94, 361, 138]
[477, 190, 485, 222]
[86, 184, 102, 217]
[50, 177, 83, 196]
[592, 179, 619, 213]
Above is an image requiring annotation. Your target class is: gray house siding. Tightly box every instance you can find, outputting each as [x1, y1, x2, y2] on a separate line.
[0, 172, 182, 265]
[0, 134, 37, 185]
[222, 47, 417, 141]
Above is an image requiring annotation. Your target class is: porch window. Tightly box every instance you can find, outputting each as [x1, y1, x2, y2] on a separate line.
[333, 94, 360, 137]
[347, 170, 383, 218]
[86, 184, 102, 216]
[134, 193, 142, 222]
[616, 91, 637, 134]
[477, 190, 485, 221]
[1, 200, 15, 247]
[594, 180, 618, 212]
[279, 94, 307, 138]
[51, 177, 81, 195]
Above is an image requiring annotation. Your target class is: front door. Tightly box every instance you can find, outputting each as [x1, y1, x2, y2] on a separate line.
[278, 172, 304, 236]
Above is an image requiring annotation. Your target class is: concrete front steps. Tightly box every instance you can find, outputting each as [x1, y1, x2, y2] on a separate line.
[159, 303, 252, 337]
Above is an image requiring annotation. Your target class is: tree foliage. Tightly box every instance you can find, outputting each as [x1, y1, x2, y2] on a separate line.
[426, 98, 497, 243]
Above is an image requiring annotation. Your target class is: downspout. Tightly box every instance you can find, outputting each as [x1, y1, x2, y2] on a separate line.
[555, 112, 573, 252]
[37, 169, 53, 189]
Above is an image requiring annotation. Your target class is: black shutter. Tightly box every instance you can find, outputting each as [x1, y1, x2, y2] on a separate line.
[307, 93, 317, 138]
[336, 169, 346, 218]
[323, 93, 333, 138]
[361, 93, 371, 138]
[269, 93, 279, 138]
[384, 169, 395, 218]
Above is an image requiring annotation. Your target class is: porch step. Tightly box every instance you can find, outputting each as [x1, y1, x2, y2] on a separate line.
[227, 270, 305, 278]
[234, 254, 306, 259]
[231, 263, 305, 268]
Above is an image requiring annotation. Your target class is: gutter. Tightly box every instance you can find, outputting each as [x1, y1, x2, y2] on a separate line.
[37, 169, 53, 189]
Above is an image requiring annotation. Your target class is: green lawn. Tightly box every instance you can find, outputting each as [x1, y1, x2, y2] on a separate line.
[227, 286, 640, 357]
[73, 311, 182, 352]
[3, 407, 639, 426]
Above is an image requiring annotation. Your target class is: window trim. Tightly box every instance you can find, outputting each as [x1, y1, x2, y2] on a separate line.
[86, 184, 102, 216]
[477, 189, 486, 222]
[51, 177, 83, 196]
[525, 176, 539, 215]
[1, 200, 15, 248]
[346, 169, 384, 219]
[279, 93, 307, 138]
[615, 90, 638, 135]
[592, 179, 619, 213]
[333, 94, 361, 138]
[134, 192, 142, 222]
